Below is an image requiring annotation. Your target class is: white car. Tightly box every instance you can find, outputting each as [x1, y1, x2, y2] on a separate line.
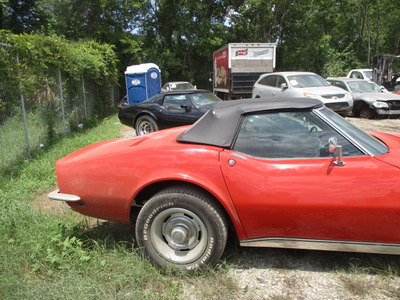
[346, 69, 373, 81]
[252, 72, 353, 116]
[162, 81, 196, 92]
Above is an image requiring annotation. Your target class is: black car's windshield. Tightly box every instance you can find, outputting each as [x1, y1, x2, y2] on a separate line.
[317, 107, 388, 156]
[347, 81, 381, 93]
[288, 74, 331, 88]
[143, 95, 159, 103]
[189, 92, 221, 109]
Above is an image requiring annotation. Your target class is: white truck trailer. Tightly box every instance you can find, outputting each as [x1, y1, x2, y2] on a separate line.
[213, 43, 277, 100]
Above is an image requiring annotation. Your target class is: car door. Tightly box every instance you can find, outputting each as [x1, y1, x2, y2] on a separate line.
[161, 94, 200, 127]
[219, 111, 400, 244]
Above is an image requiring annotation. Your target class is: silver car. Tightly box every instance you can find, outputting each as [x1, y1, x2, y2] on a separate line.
[252, 72, 353, 116]
[327, 77, 400, 119]
[162, 81, 195, 92]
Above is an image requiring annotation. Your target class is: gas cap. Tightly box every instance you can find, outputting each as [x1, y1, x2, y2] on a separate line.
[228, 159, 236, 167]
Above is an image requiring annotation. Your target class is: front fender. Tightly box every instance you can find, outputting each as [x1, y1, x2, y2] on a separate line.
[354, 99, 373, 109]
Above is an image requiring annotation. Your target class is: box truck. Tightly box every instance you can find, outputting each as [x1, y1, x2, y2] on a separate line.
[213, 43, 277, 100]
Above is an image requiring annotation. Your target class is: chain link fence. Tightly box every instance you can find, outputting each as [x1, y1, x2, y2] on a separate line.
[0, 43, 119, 172]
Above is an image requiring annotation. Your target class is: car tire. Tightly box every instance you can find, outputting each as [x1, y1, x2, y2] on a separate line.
[358, 107, 375, 119]
[135, 115, 158, 135]
[135, 186, 228, 271]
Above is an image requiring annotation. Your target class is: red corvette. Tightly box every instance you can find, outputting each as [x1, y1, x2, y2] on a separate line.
[49, 98, 400, 270]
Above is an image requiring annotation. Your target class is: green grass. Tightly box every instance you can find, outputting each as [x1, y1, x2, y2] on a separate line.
[0, 114, 237, 299]
[0, 109, 68, 174]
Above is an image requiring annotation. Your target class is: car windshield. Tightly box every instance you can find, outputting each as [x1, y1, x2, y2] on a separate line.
[189, 92, 220, 109]
[347, 81, 381, 93]
[143, 95, 159, 103]
[287, 74, 330, 88]
[170, 82, 194, 90]
[364, 70, 373, 79]
[317, 107, 388, 156]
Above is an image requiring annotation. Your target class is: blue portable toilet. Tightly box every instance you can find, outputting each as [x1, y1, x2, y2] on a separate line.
[125, 63, 162, 104]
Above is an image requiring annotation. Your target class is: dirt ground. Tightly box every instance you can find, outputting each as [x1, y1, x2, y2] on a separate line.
[346, 116, 400, 133]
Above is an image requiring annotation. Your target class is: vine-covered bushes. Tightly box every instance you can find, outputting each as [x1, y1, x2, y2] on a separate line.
[0, 30, 119, 171]
[0, 30, 118, 100]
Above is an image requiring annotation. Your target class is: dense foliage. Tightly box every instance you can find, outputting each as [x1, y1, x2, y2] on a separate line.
[0, 31, 117, 83]
[1, 0, 400, 89]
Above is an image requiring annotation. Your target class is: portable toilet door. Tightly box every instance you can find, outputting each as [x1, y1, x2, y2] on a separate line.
[125, 63, 161, 105]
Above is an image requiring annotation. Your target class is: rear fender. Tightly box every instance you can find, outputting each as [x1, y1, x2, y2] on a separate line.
[134, 110, 158, 124]
[132, 173, 247, 240]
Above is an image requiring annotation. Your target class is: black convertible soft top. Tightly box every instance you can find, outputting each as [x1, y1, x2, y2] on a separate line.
[176, 97, 324, 147]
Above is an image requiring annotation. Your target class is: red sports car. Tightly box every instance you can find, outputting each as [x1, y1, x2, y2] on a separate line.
[49, 98, 400, 270]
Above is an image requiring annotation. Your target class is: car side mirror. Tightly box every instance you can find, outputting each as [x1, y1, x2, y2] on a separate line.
[328, 137, 345, 166]
[281, 83, 288, 90]
[180, 105, 192, 112]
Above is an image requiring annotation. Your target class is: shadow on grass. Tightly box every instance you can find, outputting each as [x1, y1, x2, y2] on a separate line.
[71, 220, 400, 276]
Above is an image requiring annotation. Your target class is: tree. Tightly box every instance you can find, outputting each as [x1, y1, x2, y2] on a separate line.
[1, 0, 399, 88]
[139, 0, 236, 87]
[38, 0, 144, 42]
[1, 0, 47, 33]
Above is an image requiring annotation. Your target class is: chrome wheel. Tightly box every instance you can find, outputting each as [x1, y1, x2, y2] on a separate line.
[135, 115, 158, 135]
[137, 119, 153, 135]
[150, 208, 207, 264]
[135, 186, 228, 270]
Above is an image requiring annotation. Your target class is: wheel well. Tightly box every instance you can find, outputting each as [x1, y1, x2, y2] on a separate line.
[354, 100, 369, 111]
[134, 112, 156, 125]
[130, 180, 236, 237]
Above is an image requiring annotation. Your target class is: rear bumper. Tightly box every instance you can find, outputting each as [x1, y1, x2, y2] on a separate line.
[48, 189, 81, 202]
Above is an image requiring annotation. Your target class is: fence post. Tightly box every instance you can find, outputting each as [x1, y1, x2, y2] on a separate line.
[58, 68, 67, 135]
[82, 76, 88, 118]
[16, 54, 31, 155]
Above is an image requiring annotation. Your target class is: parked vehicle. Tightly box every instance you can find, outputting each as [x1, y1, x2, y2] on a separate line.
[118, 89, 221, 135]
[213, 43, 277, 100]
[373, 54, 400, 92]
[347, 69, 373, 80]
[49, 97, 400, 271]
[252, 72, 353, 116]
[327, 77, 400, 119]
[162, 81, 195, 92]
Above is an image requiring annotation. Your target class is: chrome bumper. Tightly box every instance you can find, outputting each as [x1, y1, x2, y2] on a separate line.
[48, 189, 81, 202]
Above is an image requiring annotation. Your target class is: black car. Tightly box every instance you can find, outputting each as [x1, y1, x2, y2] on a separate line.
[118, 90, 221, 135]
